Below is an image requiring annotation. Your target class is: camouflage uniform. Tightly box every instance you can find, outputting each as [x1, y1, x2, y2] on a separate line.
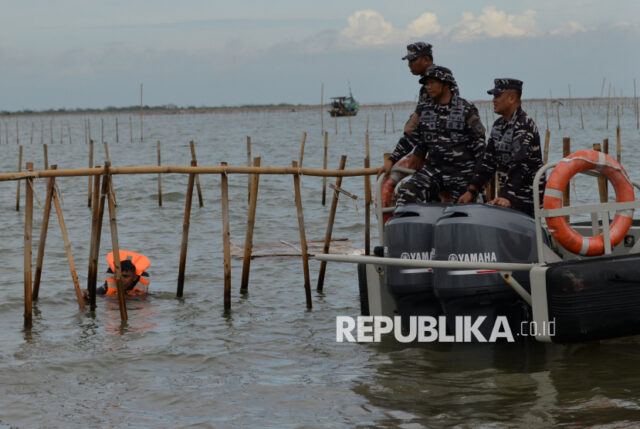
[469, 79, 544, 217]
[396, 66, 485, 205]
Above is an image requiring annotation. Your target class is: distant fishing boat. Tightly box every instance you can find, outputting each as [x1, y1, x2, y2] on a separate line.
[329, 91, 359, 117]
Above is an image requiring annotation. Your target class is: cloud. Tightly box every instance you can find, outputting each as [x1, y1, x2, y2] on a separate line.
[550, 21, 586, 36]
[340, 10, 395, 46]
[339, 10, 441, 47]
[407, 13, 441, 37]
[450, 7, 538, 41]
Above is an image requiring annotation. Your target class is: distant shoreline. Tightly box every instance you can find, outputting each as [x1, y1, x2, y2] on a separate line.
[0, 97, 624, 117]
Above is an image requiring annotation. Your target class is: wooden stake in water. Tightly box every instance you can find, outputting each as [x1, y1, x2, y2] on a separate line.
[240, 157, 261, 293]
[101, 118, 104, 144]
[334, 115, 338, 135]
[320, 82, 324, 135]
[16, 145, 22, 211]
[140, 83, 144, 142]
[568, 84, 572, 116]
[635, 78, 639, 129]
[41, 120, 44, 145]
[544, 101, 549, 130]
[87, 169, 104, 311]
[366, 114, 370, 134]
[129, 116, 133, 143]
[383, 112, 387, 134]
[33, 168, 56, 301]
[543, 130, 551, 164]
[105, 168, 128, 321]
[317, 155, 347, 292]
[246, 136, 252, 203]
[579, 105, 584, 129]
[391, 110, 395, 133]
[116, 117, 119, 143]
[157, 141, 162, 206]
[50, 119, 53, 145]
[177, 160, 197, 298]
[556, 103, 562, 129]
[16, 120, 19, 144]
[189, 141, 204, 207]
[562, 138, 571, 214]
[30, 122, 34, 145]
[617, 126, 622, 162]
[364, 134, 372, 255]
[299, 132, 307, 167]
[52, 178, 84, 310]
[220, 162, 232, 311]
[348, 116, 352, 135]
[24, 163, 34, 328]
[67, 121, 72, 144]
[43, 144, 48, 170]
[88, 140, 94, 207]
[292, 160, 312, 309]
[593, 144, 608, 203]
[322, 132, 328, 206]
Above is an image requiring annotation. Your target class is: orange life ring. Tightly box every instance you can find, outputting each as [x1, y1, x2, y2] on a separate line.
[543, 150, 635, 256]
[380, 155, 424, 224]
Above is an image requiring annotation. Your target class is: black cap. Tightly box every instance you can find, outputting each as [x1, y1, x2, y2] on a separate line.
[487, 78, 523, 95]
[402, 42, 433, 61]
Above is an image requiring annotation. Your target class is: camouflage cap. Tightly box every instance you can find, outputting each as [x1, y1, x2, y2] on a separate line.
[421, 65, 456, 85]
[402, 42, 433, 61]
[487, 78, 523, 95]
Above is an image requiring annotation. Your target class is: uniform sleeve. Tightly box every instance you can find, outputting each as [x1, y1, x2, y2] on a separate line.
[388, 134, 416, 164]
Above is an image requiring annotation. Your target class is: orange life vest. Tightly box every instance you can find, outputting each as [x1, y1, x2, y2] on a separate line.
[105, 250, 151, 296]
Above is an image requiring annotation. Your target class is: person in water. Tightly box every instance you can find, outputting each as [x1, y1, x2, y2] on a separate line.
[82, 251, 151, 299]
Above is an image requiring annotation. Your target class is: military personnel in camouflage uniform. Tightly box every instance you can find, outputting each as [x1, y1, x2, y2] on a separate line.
[458, 78, 544, 217]
[395, 65, 486, 206]
[378, 42, 433, 177]
[378, 43, 463, 177]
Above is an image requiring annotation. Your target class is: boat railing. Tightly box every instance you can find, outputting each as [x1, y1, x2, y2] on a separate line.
[532, 162, 640, 264]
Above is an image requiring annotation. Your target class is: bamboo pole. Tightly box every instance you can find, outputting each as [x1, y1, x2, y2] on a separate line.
[247, 136, 251, 203]
[103, 142, 117, 206]
[87, 169, 104, 311]
[579, 105, 584, 129]
[556, 103, 561, 129]
[0, 165, 382, 182]
[16, 120, 19, 144]
[593, 144, 608, 203]
[334, 115, 337, 135]
[16, 145, 22, 211]
[384, 113, 387, 134]
[50, 119, 53, 145]
[129, 116, 133, 143]
[364, 134, 372, 255]
[543, 130, 550, 164]
[52, 178, 84, 310]
[189, 141, 204, 207]
[116, 117, 119, 143]
[32, 167, 56, 301]
[24, 162, 34, 328]
[366, 114, 370, 134]
[88, 140, 94, 207]
[157, 141, 162, 206]
[320, 83, 324, 135]
[616, 125, 622, 163]
[41, 120, 44, 145]
[177, 160, 197, 298]
[544, 101, 549, 130]
[140, 83, 143, 142]
[391, 110, 395, 133]
[240, 157, 261, 293]
[562, 138, 571, 216]
[105, 168, 128, 321]
[635, 78, 639, 129]
[60, 121, 63, 144]
[317, 155, 347, 292]
[292, 160, 312, 309]
[30, 122, 34, 144]
[220, 162, 232, 311]
[322, 132, 328, 206]
[101, 118, 104, 144]
[299, 132, 307, 167]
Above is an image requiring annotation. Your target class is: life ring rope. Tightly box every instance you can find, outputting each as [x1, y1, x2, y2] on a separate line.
[543, 150, 635, 256]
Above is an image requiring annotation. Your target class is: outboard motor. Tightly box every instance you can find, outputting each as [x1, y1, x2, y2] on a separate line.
[433, 204, 539, 339]
[384, 204, 448, 322]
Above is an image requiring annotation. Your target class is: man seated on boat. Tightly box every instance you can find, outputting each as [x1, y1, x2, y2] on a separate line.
[393, 65, 486, 205]
[458, 78, 544, 217]
[82, 251, 151, 299]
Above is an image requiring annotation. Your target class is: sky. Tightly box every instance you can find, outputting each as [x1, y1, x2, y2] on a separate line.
[1, 0, 640, 110]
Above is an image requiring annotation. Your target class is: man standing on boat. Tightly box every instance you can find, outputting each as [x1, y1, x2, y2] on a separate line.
[379, 42, 448, 176]
[458, 79, 544, 217]
[395, 65, 486, 205]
